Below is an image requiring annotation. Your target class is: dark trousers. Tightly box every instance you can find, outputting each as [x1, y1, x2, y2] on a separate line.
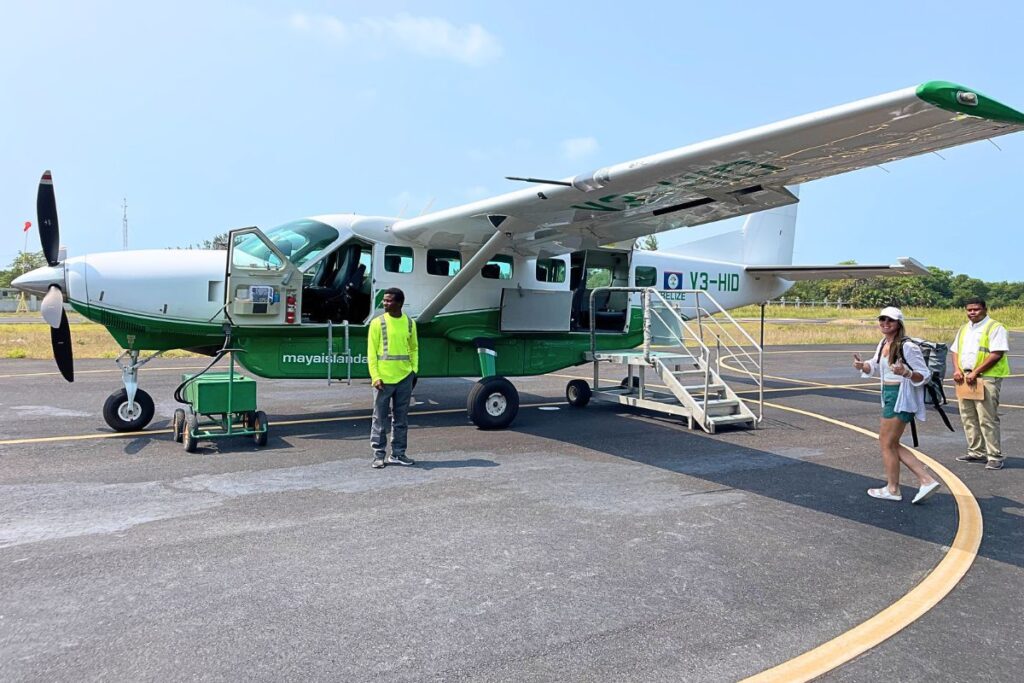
[370, 373, 414, 459]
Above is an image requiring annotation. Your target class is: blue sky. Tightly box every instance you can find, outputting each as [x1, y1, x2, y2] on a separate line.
[2, 1, 1022, 281]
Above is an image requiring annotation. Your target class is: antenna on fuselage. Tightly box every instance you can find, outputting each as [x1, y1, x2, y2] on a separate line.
[121, 197, 128, 249]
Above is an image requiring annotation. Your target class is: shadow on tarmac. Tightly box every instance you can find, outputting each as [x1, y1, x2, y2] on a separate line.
[124, 382, 1023, 571]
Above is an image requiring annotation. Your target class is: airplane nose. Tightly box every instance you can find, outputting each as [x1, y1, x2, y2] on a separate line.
[11, 264, 66, 297]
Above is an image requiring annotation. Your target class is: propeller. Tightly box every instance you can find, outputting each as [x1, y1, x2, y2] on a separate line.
[37, 170, 61, 267]
[35, 170, 74, 382]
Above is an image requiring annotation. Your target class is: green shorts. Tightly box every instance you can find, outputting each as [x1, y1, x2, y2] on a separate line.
[882, 384, 914, 423]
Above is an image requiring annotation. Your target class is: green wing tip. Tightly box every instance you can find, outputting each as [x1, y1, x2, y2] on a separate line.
[917, 81, 1024, 125]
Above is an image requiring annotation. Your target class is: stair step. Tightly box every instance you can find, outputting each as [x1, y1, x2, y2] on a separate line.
[707, 413, 756, 425]
[680, 383, 725, 393]
[704, 399, 739, 408]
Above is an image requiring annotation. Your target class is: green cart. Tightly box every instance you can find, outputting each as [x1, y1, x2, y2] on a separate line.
[171, 354, 268, 452]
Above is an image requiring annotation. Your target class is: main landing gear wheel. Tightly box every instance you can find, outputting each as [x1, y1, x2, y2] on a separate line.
[620, 376, 640, 391]
[102, 388, 155, 432]
[566, 379, 592, 407]
[467, 376, 519, 430]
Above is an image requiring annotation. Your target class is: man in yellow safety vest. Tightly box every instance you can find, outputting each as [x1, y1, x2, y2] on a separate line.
[368, 287, 419, 469]
[951, 297, 1010, 470]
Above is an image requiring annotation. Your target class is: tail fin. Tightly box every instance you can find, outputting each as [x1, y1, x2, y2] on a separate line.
[740, 185, 799, 265]
[668, 186, 799, 265]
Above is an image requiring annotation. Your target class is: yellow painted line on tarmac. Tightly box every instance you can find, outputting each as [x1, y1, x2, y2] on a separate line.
[740, 402, 982, 682]
[556, 359, 982, 679]
[1, 358, 986, 679]
[0, 402, 563, 446]
[0, 365, 208, 379]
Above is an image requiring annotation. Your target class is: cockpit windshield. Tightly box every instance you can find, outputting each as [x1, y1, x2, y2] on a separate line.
[233, 219, 340, 270]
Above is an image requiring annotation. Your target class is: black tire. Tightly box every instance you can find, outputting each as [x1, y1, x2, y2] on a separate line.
[183, 413, 199, 453]
[566, 379, 592, 407]
[172, 408, 186, 443]
[620, 376, 640, 391]
[242, 411, 257, 429]
[253, 410, 269, 447]
[466, 376, 519, 430]
[102, 388, 155, 432]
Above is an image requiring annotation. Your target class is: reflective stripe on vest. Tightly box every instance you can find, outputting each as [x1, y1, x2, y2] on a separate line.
[379, 315, 413, 361]
[957, 319, 1011, 377]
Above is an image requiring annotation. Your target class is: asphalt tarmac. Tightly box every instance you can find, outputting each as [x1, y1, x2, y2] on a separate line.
[0, 343, 1021, 682]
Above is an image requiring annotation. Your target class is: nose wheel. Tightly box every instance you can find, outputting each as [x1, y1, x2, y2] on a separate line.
[102, 387, 155, 432]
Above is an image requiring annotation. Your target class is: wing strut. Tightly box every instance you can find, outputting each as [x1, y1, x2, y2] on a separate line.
[416, 219, 515, 324]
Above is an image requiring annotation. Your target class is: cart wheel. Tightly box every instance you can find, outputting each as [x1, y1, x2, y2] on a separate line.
[242, 411, 257, 429]
[619, 376, 640, 391]
[253, 410, 268, 447]
[183, 413, 199, 453]
[566, 379, 592, 407]
[172, 408, 186, 443]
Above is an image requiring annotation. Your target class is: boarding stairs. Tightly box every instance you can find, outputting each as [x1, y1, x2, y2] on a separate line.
[586, 288, 762, 433]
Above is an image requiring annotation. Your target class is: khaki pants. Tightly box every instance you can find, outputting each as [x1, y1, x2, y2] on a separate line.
[958, 376, 1003, 461]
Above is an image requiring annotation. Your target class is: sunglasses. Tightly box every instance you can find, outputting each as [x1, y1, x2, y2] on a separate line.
[877, 316, 898, 323]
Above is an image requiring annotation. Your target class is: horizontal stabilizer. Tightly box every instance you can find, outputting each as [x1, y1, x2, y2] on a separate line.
[745, 257, 928, 281]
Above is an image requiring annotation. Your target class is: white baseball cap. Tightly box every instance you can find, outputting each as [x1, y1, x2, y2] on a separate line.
[878, 306, 904, 321]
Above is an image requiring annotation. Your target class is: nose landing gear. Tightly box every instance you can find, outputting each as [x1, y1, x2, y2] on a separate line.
[102, 349, 163, 432]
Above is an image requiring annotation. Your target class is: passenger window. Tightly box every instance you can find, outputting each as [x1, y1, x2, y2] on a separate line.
[635, 266, 657, 287]
[427, 249, 462, 277]
[384, 246, 413, 274]
[585, 266, 613, 289]
[536, 258, 566, 283]
[482, 255, 513, 279]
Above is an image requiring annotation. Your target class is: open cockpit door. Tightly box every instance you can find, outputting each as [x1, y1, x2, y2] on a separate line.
[225, 227, 304, 326]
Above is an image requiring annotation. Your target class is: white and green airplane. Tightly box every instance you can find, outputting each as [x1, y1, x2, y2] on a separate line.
[13, 81, 1024, 432]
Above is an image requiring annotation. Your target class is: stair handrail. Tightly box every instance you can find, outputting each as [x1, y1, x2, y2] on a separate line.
[589, 287, 713, 366]
[587, 286, 763, 423]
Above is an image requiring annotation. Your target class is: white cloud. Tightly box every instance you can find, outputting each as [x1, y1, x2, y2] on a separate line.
[289, 12, 501, 66]
[561, 136, 599, 162]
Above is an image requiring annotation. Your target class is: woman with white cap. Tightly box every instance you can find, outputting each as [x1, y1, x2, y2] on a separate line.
[853, 307, 942, 504]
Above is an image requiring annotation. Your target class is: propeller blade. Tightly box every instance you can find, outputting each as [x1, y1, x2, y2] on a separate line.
[37, 170, 60, 267]
[41, 285, 64, 328]
[50, 309, 75, 382]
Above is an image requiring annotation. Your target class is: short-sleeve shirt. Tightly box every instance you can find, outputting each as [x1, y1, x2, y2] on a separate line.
[950, 316, 1009, 369]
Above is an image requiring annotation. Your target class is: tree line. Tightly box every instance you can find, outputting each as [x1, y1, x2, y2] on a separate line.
[784, 264, 1024, 309]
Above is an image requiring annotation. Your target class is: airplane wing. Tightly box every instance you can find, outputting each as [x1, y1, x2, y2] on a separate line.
[745, 257, 929, 281]
[392, 81, 1024, 257]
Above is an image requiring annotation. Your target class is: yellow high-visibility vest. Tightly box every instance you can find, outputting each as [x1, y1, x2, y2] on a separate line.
[956, 318, 1010, 377]
[368, 313, 418, 384]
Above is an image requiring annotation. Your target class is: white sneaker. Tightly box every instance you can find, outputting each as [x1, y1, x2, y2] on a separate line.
[867, 487, 902, 501]
[912, 481, 941, 504]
